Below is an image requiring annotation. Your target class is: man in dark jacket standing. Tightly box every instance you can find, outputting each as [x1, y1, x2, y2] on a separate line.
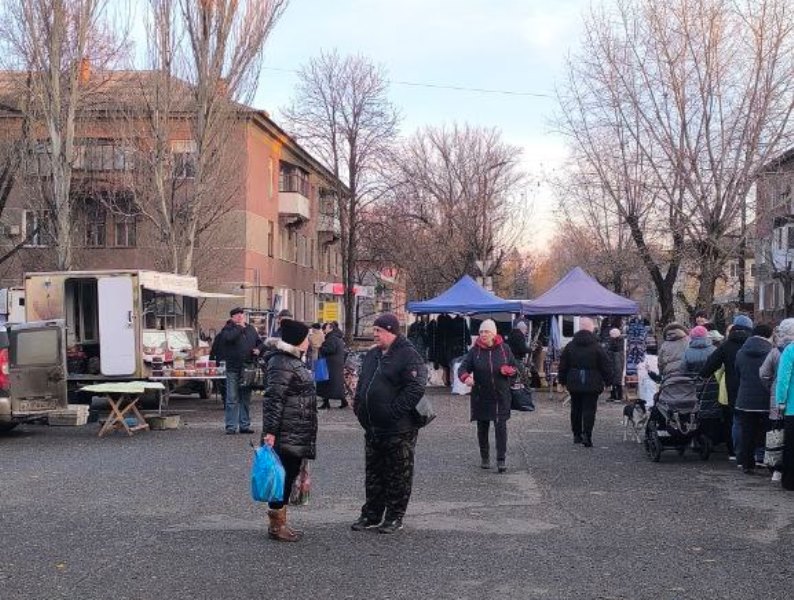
[507, 321, 529, 363]
[700, 314, 753, 457]
[734, 323, 773, 474]
[352, 313, 427, 534]
[558, 317, 613, 447]
[217, 307, 263, 434]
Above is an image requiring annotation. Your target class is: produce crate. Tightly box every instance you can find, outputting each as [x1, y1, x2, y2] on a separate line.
[48, 405, 89, 427]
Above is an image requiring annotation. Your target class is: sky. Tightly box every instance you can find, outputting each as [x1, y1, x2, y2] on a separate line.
[131, 0, 592, 249]
[254, 0, 591, 249]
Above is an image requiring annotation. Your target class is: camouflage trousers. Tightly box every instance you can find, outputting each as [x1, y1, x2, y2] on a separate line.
[361, 429, 418, 522]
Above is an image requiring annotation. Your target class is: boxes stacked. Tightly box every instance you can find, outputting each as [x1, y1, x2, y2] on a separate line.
[48, 404, 90, 427]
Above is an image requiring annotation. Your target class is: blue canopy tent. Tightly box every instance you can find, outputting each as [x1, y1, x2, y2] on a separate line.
[523, 267, 639, 316]
[407, 275, 528, 315]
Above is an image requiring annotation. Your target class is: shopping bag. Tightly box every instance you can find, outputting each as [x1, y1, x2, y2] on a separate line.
[510, 385, 535, 412]
[427, 364, 446, 387]
[241, 362, 263, 389]
[451, 356, 470, 396]
[313, 357, 330, 382]
[289, 459, 311, 506]
[764, 426, 785, 469]
[412, 396, 437, 427]
[250, 445, 285, 503]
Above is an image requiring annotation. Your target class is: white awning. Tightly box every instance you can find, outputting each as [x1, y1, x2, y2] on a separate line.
[195, 291, 243, 299]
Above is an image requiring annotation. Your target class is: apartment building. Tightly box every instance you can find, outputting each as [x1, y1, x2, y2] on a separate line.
[754, 148, 794, 320]
[0, 70, 347, 329]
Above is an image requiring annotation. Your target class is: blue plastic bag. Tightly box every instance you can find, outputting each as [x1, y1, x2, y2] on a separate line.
[313, 357, 330, 382]
[251, 445, 285, 503]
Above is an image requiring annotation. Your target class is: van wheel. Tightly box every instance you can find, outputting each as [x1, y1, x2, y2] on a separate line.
[0, 422, 18, 433]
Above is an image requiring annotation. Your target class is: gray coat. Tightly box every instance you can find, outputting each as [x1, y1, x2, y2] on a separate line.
[658, 323, 689, 379]
[760, 345, 788, 420]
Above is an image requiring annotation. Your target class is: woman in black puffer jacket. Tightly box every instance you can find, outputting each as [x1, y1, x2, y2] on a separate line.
[261, 319, 318, 542]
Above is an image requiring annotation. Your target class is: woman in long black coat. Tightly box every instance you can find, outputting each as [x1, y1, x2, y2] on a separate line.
[317, 322, 347, 409]
[458, 319, 518, 473]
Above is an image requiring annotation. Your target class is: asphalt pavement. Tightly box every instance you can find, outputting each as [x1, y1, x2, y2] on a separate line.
[1, 388, 793, 600]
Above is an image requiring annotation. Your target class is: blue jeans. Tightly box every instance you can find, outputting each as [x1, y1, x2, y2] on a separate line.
[224, 370, 251, 433]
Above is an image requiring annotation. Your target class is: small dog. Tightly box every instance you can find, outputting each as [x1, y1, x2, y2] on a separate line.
[622, 399, 648, 443]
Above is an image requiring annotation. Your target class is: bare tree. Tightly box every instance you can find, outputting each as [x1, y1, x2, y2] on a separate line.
[362, 124, 528, 300]
[283, 51, 399, 341]
[557, 0, 794, 323]
[0, 0, 129, 270]
[119, 0, 287, 275]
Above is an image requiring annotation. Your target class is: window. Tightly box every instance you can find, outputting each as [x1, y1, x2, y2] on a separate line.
[310, 238, 315, 269]
[171, 140, 197, 178]
[11, 329, 60, 366]
[279, 162, 310, 197]
[114, 214, 137, 247]
[729, 262, 738, 278]
[23, 210, 52, 247]
[787, 227, 794, 250]
[83, 201, 106, 247]
[27, 143, 52, 176]
[267, 221, 274, 257]
[74, 140, 135, 171]
[751, 263, 757, 277]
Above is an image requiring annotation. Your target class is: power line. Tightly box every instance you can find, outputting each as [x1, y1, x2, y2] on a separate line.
[262, 66, 552, 98]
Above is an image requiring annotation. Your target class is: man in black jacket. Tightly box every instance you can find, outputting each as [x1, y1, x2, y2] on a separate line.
[217, 307, 263, 434]
[507, 321, 529, 363]
[352, 313, 427, 534]
[558, 317, 613, 447]
[700, 314, 753, 457]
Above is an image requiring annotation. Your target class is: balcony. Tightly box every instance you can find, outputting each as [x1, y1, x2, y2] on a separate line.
[318, 212, 341, 244]
[278, 191, 310, 225]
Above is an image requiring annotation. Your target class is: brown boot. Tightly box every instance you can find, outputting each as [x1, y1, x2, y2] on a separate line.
[267, 507, 302, 542]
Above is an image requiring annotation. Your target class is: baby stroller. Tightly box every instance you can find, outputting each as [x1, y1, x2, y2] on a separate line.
[644, 374, 712, 462]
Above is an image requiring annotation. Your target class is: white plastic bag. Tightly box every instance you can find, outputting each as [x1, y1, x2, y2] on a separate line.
[427, 364, 446, 387]
[451, 358, 470, 396]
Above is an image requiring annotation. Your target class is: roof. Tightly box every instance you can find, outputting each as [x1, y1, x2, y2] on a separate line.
[407, 275, 528, 315]
[523, 267, 639, 316]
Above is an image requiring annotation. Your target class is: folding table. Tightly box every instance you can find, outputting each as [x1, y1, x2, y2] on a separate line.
[79, 381, 166, 438]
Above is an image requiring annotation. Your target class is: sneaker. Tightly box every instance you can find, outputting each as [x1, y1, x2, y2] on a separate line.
[573, 435, 583, 444]
[238, 428, 255, 434]
[742, 467, 754, 475]
[350, 516, 381, 531]
[480, 458, 491, 469]
[772, 471, 783, 483]
[497, 461, 507, 474]
[225, 430, 237, 435]
[582, 434, 593, 448]
[728, 455, 737, 461]
[378, 519, 404, 534]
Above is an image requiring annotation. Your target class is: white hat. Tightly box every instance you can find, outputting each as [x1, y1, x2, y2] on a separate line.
[479, 319, 497, 334]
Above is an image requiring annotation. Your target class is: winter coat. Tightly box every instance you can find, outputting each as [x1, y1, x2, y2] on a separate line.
[261, 341, 318, 460]
[774, 343, 794, 418]
[606, 338, 625, 385]
[407, 321, 429, 361]
[215, 320, 263, 373]
[734, 335, 773, 413]
[682, 337, 720, 420]
[316, 328, 346, 400]
[558, 330, 613, 395]
[458, 335, 518, 423]
[506, 329, 529, 361]
[354, 335, 428, 436]
[760, 345, 788, 420]
[657, 323, 689, 379]
[700, 326, 751, 407]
